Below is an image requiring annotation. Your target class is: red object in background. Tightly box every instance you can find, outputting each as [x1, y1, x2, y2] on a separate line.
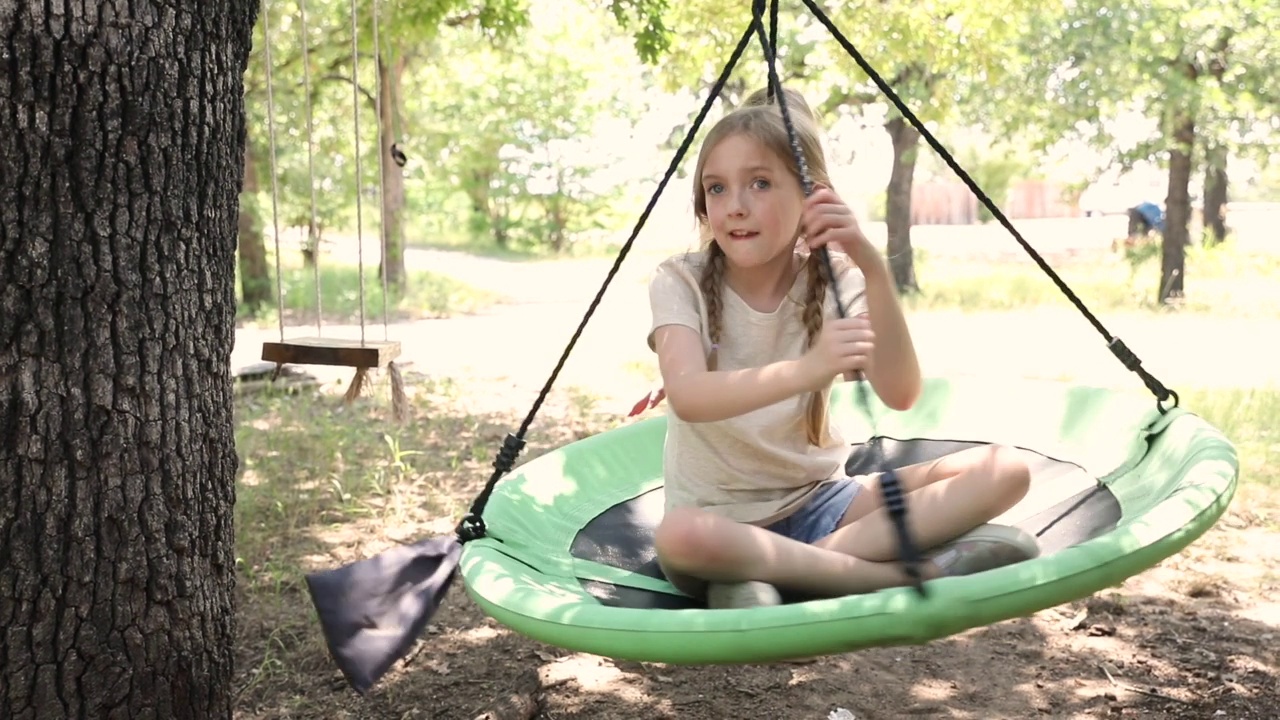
[627, 387, 666, 417]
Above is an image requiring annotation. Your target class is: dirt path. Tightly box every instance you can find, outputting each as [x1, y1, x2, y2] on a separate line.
[235, 244, 1280, 418]
[243, 210, 1280, 408]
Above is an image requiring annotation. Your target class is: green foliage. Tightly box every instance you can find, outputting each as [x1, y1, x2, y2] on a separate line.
[407, 2, 652, 252]
[604, 0, 672, 63]
[242, 0, 673, 261]
[917, 134, 1036, 221]
[1009, 0, 1280, 170]
[967, 148, 1031, 222]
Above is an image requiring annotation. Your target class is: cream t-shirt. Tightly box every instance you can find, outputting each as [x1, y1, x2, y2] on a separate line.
[647, 248, 870, 526]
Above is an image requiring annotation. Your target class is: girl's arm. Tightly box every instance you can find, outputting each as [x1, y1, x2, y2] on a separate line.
[847, 249, 922, 411]
[801, 183, 923, 412]
[653, 324, 816, 423]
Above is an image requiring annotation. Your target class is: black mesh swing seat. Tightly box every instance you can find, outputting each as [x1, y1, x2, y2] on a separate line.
[301, 0, 1239, 695]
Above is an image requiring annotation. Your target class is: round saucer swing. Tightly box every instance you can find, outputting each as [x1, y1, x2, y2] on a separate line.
[301, 0, 1239, 695]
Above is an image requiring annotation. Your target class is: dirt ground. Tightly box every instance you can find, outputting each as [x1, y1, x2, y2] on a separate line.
[230, 375, 1279, 720]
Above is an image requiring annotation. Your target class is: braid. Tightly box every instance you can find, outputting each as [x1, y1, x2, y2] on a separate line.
[801, 253, 831, 446]
[699, 243, 727, 370]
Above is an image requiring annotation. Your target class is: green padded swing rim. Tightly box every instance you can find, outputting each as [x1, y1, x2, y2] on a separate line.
[458, 378, 1239, 664]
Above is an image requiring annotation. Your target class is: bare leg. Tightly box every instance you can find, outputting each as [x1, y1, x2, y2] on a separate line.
[656, 507, 922, 598]
[655, 444, 1033, 598]
[814, 444, 1032, 561]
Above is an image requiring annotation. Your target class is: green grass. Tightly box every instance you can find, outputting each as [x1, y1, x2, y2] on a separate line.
[1183, 385, 1280, 489]
[229, 372, 617, 706]
[238, 260, 502, 326]
[406, 233, 629, 262]
[233, 374, 467, 590]
[231, 373, 612, 595]
[904, 242, 1280, 317]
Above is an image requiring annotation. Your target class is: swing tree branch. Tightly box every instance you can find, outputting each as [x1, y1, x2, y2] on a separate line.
[319, 73, 378, 108]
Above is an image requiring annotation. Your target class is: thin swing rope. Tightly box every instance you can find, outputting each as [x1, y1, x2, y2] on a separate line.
[798, 0, 1176, 410]
[457, 19, 759, 537]
[750, 4, 925, 594]
[261, 5, 286, 344]
[347, 0, 367, 345]
[298, 0, 323, 336]
[371, 0, 391, 340]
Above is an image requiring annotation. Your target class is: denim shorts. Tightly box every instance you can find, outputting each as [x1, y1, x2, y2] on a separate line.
[763, 476, 866, 545]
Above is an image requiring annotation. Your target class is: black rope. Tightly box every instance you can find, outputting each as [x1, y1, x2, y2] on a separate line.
[751, 7, 926, 596]
[752, 0, 778, 86]
[798, 0, 1178, 414]
[455, 20, 758, 542]
[769, 0, 779, 60]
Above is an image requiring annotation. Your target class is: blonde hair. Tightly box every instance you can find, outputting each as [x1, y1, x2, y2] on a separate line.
[741, 85, 818, 123]
[690, 101, 835, 447]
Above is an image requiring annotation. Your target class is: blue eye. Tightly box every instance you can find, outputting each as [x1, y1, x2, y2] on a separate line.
[753, 178, 771, 190]
[707, 183, 724, 194]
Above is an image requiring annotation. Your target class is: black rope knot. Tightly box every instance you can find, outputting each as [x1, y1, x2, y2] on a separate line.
[1107, 337, 1141, 371]
[456, 433, 528, 542]
[455, 513, 485, 542]
[1107, 338, 1179, 411]
[878, 466, 926, 591]
[493, 433, 527, 477]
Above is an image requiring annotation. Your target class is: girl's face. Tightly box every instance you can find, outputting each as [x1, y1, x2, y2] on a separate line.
[699, 133, 803, 272]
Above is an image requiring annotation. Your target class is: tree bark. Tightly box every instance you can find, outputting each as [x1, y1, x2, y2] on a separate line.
[1161, 113, 1196, 304]
[884, 115, 921, 295]
[1203, 143, 1228, 246]
[0, 3, 256, 719]
[377, 52, 407, 290]
[239, 140, 273, 312]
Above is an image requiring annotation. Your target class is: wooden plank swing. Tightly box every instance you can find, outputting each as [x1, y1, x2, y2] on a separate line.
[256, 0, 407, 420]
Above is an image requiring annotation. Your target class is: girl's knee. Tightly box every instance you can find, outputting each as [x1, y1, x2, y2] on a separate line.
[987, 444, 1031, 499]
[654, 506, 717, 572]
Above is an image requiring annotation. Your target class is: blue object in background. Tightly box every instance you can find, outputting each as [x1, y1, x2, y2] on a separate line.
[1133, 201, 1165, 232]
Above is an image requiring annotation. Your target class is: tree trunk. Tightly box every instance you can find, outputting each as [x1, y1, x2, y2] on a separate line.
[884, 115, 921, 295]
[1, 3, 255, 719]
[377, 52, 406, 290]
[1203, 144, 1228, 246]
[1160, 114, 1196, 304]
[239, 140, 274, 312]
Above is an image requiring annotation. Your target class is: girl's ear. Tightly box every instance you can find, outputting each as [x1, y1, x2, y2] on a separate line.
[810, 181, 837, 197]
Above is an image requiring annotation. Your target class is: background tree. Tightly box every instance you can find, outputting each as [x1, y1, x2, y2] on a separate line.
[1011, 0, 1280, 304]
[1, 2, 258, 719]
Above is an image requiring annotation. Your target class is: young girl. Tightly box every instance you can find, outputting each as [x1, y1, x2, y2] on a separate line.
[647, 96, 1040, 609]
